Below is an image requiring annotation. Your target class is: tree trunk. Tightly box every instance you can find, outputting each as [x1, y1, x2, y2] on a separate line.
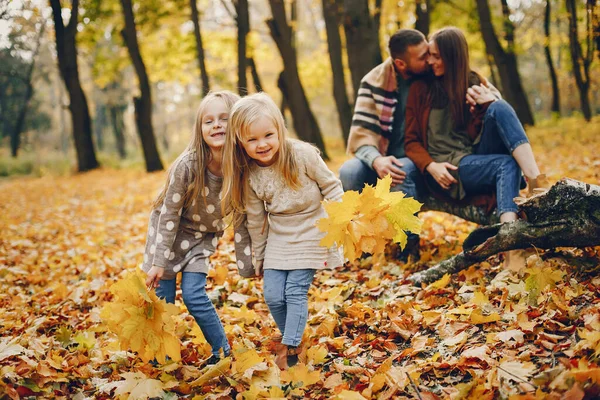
[11, 22, 45, 158]
[190, 0, 210, 96]
[247, 57, 263, 92]
[322, 0, 352, 145]
[343, 0, 382, 98]
[94, 102, 106, 151]
[49, 0, 99, 172]
[120, 0, 163, 172]
[475, 0, 535, 126]
[409, 179, 600, 285]
[592, 0, 599, 62]
[566, 0, 592, 121]
[110, 105, 127, 159]
[486, 54, 499, 87]
[544, 0, 561, 115]
[267, 0, 329, 159]
[235, 0, 249, 95]
[415, 0, 430, 37]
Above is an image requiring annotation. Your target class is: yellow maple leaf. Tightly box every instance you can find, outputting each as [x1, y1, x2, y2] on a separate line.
[280, 363, 321, 388]
[525, 265, 565, 305]
[428, 274, 451, 289]
[100, 269, 181, 363]
[470, 309, 502, 324]
[209, 264, 229, 285]
[232, 346, 264, 376]
[306, 345, 328, 365]
[317, 175, 422, 260]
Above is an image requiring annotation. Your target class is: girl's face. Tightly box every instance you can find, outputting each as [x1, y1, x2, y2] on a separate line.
[427, 40, 445, 77]
[201, 98, 229, 150]
[242, 115, 280, 167]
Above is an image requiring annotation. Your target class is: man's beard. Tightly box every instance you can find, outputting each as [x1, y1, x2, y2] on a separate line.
[406, 64, 432, 79]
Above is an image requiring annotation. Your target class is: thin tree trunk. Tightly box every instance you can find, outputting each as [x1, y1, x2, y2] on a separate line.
[235, 0, 249, 95]
[120, 0, 163, 172]
[94, 102, 106, 151]
[475, 0, 535, 126]
[566, 0, 592, 121]
[592, 0, 599, 62]
[247, 57, 263, 92]
[487, 54, 499, 87]
[49, 0, 99, 171]
[414, 0, 430, 37]
[544, 0, 561, 115]
[110, 105, 127, 159]
[343, 0, 382, 98]
[267, 0, 328, 159]
[11, 22, 45, 158]
[322, 0, 352, 144]
[190, 0, 210, 96]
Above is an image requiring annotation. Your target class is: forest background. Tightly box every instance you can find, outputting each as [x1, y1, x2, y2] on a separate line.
[1, 0, 600, 399]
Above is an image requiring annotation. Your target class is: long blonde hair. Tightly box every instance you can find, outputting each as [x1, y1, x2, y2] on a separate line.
[153, 90, 240, 210]
[221, 92, 300, 223]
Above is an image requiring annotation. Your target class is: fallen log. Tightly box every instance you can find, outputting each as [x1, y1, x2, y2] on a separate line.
[408, 178, 600, 286]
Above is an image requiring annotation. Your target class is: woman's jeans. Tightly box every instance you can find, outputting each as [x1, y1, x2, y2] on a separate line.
[458, 100, 528, 215]
[263, 269, 316, 347]
[156, 272, 230, 357]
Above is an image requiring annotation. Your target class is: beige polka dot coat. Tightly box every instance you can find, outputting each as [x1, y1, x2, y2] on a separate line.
[142, 151, 252, 280]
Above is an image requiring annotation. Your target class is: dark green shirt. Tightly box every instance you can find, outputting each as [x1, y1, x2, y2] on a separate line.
[427, 107, 474, 200]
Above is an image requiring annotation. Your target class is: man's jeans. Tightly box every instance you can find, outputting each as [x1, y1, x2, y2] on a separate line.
[339, 156, 424, 241]
[458, 100, 528, 215]
[263, 269, 316, 347]
[156, 272, 230, 357]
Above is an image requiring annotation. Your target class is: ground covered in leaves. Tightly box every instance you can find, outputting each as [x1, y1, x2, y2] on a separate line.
[1, 117, 600, 399]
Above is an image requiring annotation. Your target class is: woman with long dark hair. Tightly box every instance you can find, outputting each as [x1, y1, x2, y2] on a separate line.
[404, 27, 547, 268]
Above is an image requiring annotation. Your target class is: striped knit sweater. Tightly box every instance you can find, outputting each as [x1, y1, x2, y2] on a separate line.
[347, 57, 398, 155]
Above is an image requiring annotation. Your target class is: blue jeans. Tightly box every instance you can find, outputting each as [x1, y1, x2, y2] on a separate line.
[156, 272, 230, 357]
[263, 269, 316, 347]
[458, 100, 528, 215]
[339, 156, 424, 241]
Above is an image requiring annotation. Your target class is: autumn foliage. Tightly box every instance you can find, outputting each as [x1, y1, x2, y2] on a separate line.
[1, 117, 600, 399]
[317, 175, 423, 261]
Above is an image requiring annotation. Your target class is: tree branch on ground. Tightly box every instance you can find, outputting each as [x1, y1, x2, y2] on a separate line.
[409, 178, 600, 285]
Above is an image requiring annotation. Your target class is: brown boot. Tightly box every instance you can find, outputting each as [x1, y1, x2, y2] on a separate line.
[527, 174, 550, 197]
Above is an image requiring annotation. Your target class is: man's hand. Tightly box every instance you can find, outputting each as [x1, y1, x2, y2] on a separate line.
[254, 259, 264, 277]
[146, 265, 164, 289]
[466, 84, 496, 111]
[372, 155, 406, 185]
[426, 162, 458, 190]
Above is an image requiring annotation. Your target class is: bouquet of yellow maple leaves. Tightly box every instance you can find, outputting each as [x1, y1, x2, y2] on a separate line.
[317, 175, 423, 261]
[100, 270, 181, 363]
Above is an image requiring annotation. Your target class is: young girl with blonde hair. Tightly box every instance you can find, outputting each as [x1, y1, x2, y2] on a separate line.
[142, 91, 251, 365]
[222, 92, 344, 369]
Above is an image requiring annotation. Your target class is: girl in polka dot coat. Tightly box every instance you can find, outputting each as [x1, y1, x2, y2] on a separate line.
[142, 91, 251, 364]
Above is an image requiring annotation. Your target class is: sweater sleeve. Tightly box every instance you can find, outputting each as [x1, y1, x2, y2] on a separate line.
[232, 214, 256, 278]
[355, 145, 382, 169]
[152, 160, 190, 268]
[303, 144, 344, 202]
[404, 82, 435, 174]
[346, 80, 384, 154]
[245, 186, 268, 262]
[468, 100, 494, 140]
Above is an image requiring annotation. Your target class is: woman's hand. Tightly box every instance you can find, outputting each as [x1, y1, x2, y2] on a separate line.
[146, 265, 164, 289]
[426, 162, 458, 190]
[254, 259, 264, 277]
[466, 84, 496, 108]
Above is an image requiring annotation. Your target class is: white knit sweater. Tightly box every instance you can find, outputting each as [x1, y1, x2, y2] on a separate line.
[245, 140, 344, 270]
